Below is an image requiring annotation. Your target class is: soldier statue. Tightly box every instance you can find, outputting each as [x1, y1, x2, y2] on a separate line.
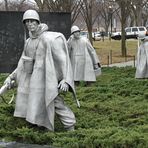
[67, 25, 101, 86]
[3, 9, 77, 131]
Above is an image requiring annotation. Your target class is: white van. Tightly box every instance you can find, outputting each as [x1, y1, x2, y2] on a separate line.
[125, 26, 147, 39]
[111, 26, 147, 40]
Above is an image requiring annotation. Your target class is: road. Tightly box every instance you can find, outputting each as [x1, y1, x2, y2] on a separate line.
[103, 60, 136, 68]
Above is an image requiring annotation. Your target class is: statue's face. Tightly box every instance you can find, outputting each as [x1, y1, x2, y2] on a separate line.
[25, 19, 39, 32]
[73, 31, 80, 39]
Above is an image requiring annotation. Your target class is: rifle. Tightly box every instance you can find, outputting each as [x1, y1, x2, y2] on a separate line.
[0, 80, 15, 104]
[72, 91, 80, 108]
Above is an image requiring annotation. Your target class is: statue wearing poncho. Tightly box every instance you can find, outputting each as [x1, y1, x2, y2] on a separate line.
[4, 21, 76, 131]
[135, 36, 148, 78]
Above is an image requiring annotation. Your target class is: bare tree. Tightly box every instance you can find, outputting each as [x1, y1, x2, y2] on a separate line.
[142, 0, 148, 26]
[71, 0, 82, 25]
[130, 0, 147, 26]
[34, 0, 83, 27]
[98, 1, 110, 34]
[0, 1, 4, 10]
[107, 0, 147, 56]
[4, 0, 9, 11]
[34, 0, 49, 11]
[97, 0, 117, 36]
[0, 0, 37, 11]
[80, 0, 101, 45]
[9, 0, 26, 11]
[50, 0, 71, 12]
[34, 0, 71, 12]
[115, 0, 132, 57]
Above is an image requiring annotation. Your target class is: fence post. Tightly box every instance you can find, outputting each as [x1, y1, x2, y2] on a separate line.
[107, 55, 109, 67]
[133, 55, 135, 67]
[109, 50, 112, 64]
[125, 55, 127, 62]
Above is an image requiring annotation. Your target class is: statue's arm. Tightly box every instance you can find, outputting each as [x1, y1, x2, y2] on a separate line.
[51, 35, 70, 91]
[3, 68, 17, 89]
[67, 36, 73, 56]
[86, 40, 101, 68]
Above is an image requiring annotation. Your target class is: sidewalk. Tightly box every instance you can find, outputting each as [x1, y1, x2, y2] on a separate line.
[0, 141, 51, 148]
[102, 60, 136, 68]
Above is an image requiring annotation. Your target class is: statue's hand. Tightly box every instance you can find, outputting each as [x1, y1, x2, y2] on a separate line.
[58, 79, 69, 92]
[4, 76, 11, 89]
[94, 64, 99, 69]
[94, 63, 101, 69]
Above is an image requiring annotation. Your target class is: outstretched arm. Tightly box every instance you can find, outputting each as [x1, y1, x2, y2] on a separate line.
[4, 69, 17, 89]
[51, 35, 71, 92]
[86, 39, 101, 68]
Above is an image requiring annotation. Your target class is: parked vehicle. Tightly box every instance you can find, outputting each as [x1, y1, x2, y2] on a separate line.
[125, 26, 147, 39]
[80, 31, 88, 38]
[80, 31, 101, 41]
[111, 32, 121, 40]
[111, 26, 147, 40]
[92, 32, 101, 41]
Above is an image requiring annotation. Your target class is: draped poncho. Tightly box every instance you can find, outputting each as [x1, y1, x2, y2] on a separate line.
[13, 24, 75, 131]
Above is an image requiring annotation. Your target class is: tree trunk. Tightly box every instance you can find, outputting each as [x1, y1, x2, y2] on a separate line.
[4, 0, 9, 11]
[88, 25, 93, 45]
[121, 2, 126, 57]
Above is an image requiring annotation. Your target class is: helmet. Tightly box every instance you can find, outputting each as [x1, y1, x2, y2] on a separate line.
[71, 25, 80, 34]
[22, 9, 40, 23]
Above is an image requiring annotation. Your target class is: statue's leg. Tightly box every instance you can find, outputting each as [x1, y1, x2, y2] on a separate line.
[54, 95, 76, 131]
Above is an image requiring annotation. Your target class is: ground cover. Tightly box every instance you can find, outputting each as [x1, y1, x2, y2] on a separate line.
[93, 39, 138, 65]
[0, 67, 148, 148]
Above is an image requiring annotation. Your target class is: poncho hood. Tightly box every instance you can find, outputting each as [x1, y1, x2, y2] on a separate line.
[29, 23, 48, 39]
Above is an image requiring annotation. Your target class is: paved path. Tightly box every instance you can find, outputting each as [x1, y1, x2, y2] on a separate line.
[0, 141, 53, 148]
[103, 60, 136, 68]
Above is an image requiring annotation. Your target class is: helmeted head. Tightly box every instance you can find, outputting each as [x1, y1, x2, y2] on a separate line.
[22, 9, 40, 24]
[71, 25, 80, 34]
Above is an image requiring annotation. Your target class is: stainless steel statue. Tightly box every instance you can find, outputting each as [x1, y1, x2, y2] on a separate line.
[67, 26, 101, 85]
[135, 33, 148, 78]
[3, 9, 77, 131]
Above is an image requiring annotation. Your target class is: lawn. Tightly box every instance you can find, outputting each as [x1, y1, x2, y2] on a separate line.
[0, 67, 148, 148]
[93, 38, 138, 65]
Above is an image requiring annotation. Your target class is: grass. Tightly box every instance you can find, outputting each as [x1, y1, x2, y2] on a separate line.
[0, 67, 148, 147]
[93, 38, 138, 65]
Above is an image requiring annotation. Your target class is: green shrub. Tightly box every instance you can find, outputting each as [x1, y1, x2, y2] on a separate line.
[0, 67, 148, 147]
